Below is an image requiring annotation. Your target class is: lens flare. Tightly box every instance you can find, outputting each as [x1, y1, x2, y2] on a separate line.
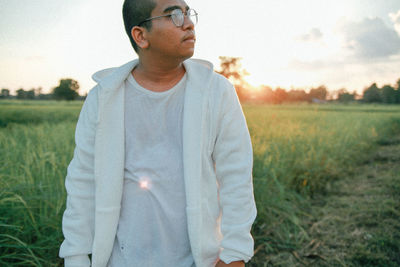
[140, 180, 149, 189]
[139, 176, 151, 190]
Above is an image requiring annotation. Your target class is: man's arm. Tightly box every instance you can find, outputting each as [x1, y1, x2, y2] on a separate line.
[212, 80, 257, 264]
[59, 87, 99, 267]
[216, 260, 245, 267]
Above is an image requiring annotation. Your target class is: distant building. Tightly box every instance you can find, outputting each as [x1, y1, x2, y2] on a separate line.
[311, 97, 327, 104]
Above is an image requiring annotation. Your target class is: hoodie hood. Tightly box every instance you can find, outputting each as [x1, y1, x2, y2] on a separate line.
[91, 60, 138, 93]
[91, 68, 117, 83]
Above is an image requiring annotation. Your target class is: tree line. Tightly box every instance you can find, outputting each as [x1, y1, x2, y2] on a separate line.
[1, 57, 400, 104]
[1, 78, 83, 101]
[216, 56, 400, 104]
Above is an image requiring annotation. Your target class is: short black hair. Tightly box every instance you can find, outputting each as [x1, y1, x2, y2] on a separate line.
[123, 0, 157, 53]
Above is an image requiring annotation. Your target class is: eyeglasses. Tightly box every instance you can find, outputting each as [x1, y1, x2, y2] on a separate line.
[136, 8, 198, 27]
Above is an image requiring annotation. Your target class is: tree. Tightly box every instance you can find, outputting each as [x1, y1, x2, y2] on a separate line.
[272, 88, 288, 104]
[53, 78, 80, 100]
[216, 56, 249, 102]
[337, 88, 355, 103]
[216, 57, 247, 84]
[287, 89, 309, 102]
[381, 84, 396, 104]
[26, 88, 35, 100]
[1, 88, 10, 99]
[309, 85, 327, 101]
[16, 88, 26, 99]
[395, 79, 400, 104]
[363, 83, 381, 103]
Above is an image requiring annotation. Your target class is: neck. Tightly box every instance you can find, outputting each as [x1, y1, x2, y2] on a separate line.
[132, 54, 187, 92]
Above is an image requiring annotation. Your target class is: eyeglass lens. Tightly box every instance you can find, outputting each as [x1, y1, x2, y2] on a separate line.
[171, 9, 198, 27]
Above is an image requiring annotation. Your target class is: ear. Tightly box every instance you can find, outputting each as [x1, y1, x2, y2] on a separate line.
[131, 26, 149, 49]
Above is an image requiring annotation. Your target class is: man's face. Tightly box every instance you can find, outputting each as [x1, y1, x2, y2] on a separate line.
[145, 0, 196, 61]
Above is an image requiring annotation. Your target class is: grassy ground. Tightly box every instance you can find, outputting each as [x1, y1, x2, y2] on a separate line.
[250, 135, 400, 266]
[1, 101, 399, 266]
[0, 100, 81, 127]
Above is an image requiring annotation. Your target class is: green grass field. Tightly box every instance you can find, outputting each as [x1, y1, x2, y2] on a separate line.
[1, 100, 399, 266]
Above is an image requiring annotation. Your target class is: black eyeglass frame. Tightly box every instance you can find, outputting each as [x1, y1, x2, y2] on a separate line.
[135, 8, 198, 27]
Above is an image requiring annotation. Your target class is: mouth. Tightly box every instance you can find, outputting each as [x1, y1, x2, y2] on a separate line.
[182, 33, 196, 43]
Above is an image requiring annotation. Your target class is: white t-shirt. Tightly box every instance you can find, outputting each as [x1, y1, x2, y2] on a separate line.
[108, 73, 195, 267]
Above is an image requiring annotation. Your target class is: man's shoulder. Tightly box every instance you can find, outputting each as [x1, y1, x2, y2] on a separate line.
[185, 58, 233, 90]
[208, 70, 235, 96]
[186, 58, 214, 71]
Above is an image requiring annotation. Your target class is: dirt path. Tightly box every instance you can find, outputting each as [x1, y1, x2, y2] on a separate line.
[297, 136, 400, 266]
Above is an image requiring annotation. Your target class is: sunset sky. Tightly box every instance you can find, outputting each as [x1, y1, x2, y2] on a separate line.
[1, 0, 400, 95]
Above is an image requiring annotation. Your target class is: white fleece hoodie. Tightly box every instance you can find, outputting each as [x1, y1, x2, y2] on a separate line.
[59, 58, 257, 267]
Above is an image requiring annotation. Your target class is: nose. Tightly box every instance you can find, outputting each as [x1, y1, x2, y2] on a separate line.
[182, 14, 195, 30]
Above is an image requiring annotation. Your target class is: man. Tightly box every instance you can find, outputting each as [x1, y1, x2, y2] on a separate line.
[59, 0, 256, 266]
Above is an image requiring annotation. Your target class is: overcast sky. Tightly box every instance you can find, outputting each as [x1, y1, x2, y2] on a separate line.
[1, 0, 400, 94]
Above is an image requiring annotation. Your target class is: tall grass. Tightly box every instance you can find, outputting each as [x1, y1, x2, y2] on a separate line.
[247, 104, 400, 265]
[248, 104, 400, 193]
[0, 101, 81, 265]
[1, 101, 400, 266]
[0, 122, 75, 266]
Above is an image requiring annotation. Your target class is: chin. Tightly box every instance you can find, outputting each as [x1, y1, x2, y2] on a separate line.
[176, 52, 194, 63]
[182, 48, 195, 59]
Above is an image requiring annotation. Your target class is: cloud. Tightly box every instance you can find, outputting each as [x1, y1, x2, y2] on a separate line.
[295, 28, 323, 42]
[337, 17, 400, 59]
[389, 9, 400, 35]
[288, 59, 328, 71]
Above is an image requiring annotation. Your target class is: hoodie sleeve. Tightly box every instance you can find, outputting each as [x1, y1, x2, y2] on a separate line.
[59, 86, 99, 267]
[211, 78, 257, 264]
